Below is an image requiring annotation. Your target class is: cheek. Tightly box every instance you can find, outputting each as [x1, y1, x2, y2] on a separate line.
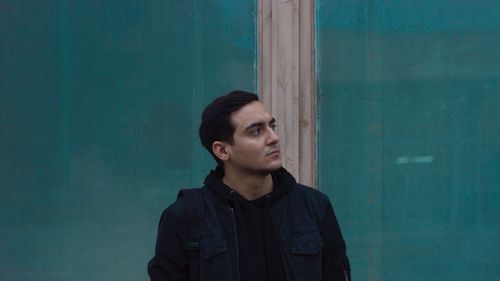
[237, 147, 260, 159]
[232, 142, 263, 160]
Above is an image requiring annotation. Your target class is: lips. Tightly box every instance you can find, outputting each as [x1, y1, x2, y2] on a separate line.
[267, 149, 280, 156]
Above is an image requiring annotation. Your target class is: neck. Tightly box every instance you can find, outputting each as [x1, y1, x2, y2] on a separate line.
[222, 167, 274, 201]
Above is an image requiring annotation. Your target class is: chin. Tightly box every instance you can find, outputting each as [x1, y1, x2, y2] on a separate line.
[252, 163, 281, 175]
[266, 161, 283, 172]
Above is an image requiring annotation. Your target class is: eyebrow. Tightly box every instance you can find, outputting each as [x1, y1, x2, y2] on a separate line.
[244, 118, 276, 132]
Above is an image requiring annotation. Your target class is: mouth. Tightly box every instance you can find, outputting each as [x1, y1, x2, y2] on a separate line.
[267, 149, 280, 157]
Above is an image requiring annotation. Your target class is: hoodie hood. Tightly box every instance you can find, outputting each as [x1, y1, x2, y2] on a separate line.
[203, 165, 297, 208]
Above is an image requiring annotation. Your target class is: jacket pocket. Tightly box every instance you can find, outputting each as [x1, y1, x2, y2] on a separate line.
[290, 231, 323, 255]
[288, 231, 323, 281]
[199, 237, 227, 259]
[198, 237, 232, 281]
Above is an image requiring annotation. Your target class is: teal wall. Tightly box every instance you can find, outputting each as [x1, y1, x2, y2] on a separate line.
[0, 1, 256, 280]
[317, 1, 500, 280]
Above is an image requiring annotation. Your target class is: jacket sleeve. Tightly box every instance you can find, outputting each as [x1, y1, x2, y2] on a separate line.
[148, 206, 189, 281]
[320, 200, 351, 281]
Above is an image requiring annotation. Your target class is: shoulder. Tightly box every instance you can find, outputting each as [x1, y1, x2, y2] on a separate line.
[158, 196, 186, 224]
[163, 187, 206, 219]
[155, 189, 201, 238]
[286, 184, 332, 220]
[291, 183, 331, 205]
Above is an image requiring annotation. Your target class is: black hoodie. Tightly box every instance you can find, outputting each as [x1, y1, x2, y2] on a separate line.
[204, 166, 294, 281]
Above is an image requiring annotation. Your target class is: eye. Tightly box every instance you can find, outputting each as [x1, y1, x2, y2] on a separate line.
[270, 123, 277, 131]
[250, 127, 261, 136]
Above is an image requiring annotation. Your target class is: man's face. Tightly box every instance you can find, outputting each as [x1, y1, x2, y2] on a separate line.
[224, 101, 282, 175]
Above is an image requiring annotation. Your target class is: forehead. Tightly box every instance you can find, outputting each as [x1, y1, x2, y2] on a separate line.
[230, 101, 272, 129]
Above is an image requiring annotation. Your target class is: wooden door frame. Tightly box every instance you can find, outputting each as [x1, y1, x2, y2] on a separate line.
[259, 0, 316, 187]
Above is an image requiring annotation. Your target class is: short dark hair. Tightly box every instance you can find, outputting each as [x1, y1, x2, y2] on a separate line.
[199, 90, 259, 165]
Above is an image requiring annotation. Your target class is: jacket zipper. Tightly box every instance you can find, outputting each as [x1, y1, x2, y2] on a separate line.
[230, 207, 240, 281]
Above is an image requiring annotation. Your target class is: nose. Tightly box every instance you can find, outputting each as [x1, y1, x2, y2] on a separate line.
[267, 126, 279, 145]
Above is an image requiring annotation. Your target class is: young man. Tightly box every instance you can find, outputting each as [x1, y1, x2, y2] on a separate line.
[148, 91, 350, 281]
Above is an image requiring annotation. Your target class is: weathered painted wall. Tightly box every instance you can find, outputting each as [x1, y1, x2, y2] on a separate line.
[317, 1, 500, 280]
[0, 1, 256, 280]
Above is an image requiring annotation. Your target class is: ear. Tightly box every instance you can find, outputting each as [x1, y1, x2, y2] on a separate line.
[212, 141, 230, 162]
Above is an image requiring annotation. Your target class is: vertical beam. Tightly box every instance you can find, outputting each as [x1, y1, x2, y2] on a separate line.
[270, 0, 300, 183]
[259, 0, 316, 187]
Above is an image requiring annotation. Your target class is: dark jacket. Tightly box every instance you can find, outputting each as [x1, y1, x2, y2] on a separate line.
[148, 168, 350, 281]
